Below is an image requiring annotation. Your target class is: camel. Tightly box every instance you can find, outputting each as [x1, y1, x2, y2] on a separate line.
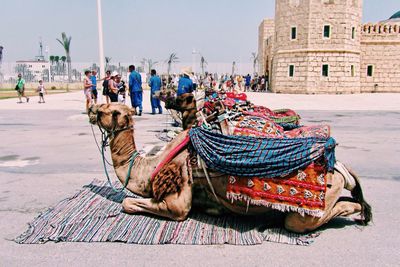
[157, 89, 301, 131]
[88, 103, 372, 233]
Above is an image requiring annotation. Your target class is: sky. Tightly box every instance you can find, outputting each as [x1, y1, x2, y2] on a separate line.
[0, 0, 399, 64]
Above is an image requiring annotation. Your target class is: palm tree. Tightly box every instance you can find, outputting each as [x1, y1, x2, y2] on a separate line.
[49, 55, 55, 65]
[54, 56, 60, 75]
[60, 56, 67, 77]
[49, 56, 55, 80]
[142, 58, 158, 74]
[0, 46, 3, 64]
[105, 57, 112, 71]
[57, 32, 72, 82]
[251, 52, 258, 75]
[165, 53, 179, 79]
[231, 61, 236, 76]
[200, 55, 207, 76]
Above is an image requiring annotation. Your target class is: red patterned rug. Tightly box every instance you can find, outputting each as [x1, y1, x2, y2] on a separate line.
[227, 162, 327, 217]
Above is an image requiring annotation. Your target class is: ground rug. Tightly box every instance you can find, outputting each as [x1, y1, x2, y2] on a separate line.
[15, 179, 320, 246]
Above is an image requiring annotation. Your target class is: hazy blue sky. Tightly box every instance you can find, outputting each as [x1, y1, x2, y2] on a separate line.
[0, 0, 398, 63]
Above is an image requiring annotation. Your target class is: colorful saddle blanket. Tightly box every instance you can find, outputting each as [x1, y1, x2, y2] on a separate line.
[189, 127, 336, 178]
[189, 126, 336, 217]
[226, 162, 327, 217]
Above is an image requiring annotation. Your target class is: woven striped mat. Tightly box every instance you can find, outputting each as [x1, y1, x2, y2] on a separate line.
[15, 179, 319, 246]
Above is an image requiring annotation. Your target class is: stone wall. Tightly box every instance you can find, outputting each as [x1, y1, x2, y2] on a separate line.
[259, 0, 399, 94]
[360, 23, 400, 92]
[271, 0, 362, 93]
[258, 19, 275, 74]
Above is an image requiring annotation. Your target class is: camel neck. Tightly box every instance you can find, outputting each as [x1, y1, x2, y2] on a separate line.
[108, 127, 154, 197]
[109, 129, 136, 168]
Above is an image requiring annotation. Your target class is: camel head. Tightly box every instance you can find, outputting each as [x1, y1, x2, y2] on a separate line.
[155, 88, 178, 110]
[88, 103, 135, 133]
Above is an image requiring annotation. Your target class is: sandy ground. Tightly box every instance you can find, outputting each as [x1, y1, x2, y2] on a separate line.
[0, 91, 400, 266]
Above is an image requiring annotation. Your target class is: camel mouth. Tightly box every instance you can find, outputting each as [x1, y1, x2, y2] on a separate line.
[88, 105, 100, 125]
[88, 115, 97, 125]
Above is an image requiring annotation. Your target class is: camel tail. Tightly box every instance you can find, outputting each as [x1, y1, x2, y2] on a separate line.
[348, 168, 373, 225]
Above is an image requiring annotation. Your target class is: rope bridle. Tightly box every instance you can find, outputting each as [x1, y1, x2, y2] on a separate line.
[90, 110, 139, 193]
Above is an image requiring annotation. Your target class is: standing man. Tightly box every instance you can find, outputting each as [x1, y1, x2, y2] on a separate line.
[177, 67, 194, 96]
[91, 70, 98, 104]
[128, 65, 143, 116]
[148, 69, 163, 114]
[245, 74, 251, 92]
[15, 73, 29, 103]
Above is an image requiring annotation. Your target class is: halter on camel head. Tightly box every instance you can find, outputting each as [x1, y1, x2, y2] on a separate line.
[88, 103, 138, 192]
[88, 104, 135, 138]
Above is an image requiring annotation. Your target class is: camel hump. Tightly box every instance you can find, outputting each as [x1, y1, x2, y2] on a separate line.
[152, 162, 183, 202]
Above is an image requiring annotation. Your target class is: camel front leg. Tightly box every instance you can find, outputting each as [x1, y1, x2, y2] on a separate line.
[284, 172, 362, 233]
[122, 164, 193, 221]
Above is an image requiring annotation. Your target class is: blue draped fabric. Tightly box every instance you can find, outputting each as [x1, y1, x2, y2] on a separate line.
[189, 127, 336, 178]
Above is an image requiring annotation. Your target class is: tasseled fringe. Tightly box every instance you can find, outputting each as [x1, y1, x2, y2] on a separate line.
[226, 192, 324, 218]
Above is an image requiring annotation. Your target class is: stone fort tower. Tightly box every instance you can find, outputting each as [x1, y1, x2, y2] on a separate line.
[259, 0, 400, 93]
[272, 0, 363, 93]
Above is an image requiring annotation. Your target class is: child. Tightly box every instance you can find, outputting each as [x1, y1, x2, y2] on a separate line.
[37, 80, 46, 103]
[116, 75, 126, 104]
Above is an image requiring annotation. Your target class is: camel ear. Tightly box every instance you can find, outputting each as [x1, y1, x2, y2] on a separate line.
[129, 108, 136, 116]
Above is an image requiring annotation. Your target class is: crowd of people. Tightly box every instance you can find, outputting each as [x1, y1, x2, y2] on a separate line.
[163, 72, 268, 93]
[14, 67, 269, 113]
[83, 65, 163, 115]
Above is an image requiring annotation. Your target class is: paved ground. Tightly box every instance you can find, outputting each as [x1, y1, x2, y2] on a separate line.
[0, 91, 399, 266]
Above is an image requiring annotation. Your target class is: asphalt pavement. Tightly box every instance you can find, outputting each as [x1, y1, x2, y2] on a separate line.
[0, 91, 399, 266]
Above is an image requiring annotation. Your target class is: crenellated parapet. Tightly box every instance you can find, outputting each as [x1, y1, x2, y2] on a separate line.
[361, 23, 400, 35]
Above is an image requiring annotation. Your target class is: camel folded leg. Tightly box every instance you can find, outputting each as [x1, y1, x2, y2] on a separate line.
[284, 172, 362, 233]
[122, 164, 193, 221]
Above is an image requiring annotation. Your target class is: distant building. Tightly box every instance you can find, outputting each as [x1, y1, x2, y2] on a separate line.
[15, 60, 50, 81]
[258, 0, 400, 93]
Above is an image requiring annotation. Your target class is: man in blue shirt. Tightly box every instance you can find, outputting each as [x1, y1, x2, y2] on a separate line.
[128, 65, 143, 116]
[148, 69, 163, 114]
[91, 70, 98, 104]
[177, 67, 193, 96]
[245, 74, 251, 92]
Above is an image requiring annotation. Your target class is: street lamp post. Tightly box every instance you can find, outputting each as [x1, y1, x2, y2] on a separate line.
[192, 48, 198, 74]
[96, 0, 105, 79]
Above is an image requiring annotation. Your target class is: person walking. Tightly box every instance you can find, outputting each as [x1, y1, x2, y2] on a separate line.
[83, 70, 93, 113]
[91, 70, 98, 104]
[148, 69, 162, 114]
[128, 65, 143, 116]
[37, 80, 46, 103]
[15, 73, 29, 103]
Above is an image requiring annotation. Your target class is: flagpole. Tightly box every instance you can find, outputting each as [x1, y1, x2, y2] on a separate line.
[97, 0, 105, 78]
